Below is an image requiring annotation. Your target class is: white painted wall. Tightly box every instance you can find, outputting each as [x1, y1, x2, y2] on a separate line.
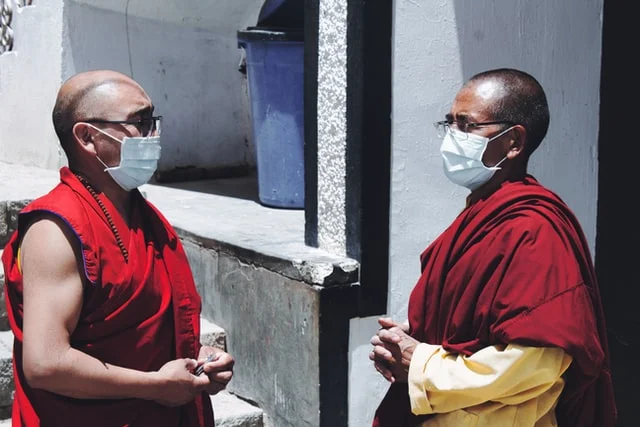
[0, 1, 66, 169]
[1, 0, 264, 173]
[348, 1, 604, 425]
[65, 0, 264, 175]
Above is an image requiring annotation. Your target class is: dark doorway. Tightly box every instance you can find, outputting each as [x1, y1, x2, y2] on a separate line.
[595, 1, 637, 426]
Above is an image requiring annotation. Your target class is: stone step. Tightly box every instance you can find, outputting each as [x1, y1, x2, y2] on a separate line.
[0, 390, 263, 427]
[212, 390, 264, 427]
[200, 316, 227, 352]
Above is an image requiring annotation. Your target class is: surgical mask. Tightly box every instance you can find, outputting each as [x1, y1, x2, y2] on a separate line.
[440, 127, 511, 191]
[89, 125, 162, 191]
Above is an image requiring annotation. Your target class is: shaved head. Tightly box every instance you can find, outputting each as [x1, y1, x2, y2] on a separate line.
[465, 68, 550, 156]
[52, 70, 144, 162]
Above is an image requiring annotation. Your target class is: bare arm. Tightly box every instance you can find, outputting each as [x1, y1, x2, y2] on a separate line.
[20, 215, 209, 405]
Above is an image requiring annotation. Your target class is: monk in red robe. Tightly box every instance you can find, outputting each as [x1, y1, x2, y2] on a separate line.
[2, 70, 234, 426]
[370, 68, 617, 426]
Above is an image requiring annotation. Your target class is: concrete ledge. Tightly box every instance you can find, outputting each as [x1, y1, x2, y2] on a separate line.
[141, 179, 359, 288]
[0, 162, 359, 288]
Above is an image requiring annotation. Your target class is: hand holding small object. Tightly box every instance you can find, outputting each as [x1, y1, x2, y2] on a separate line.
[194, 353, 219, 376]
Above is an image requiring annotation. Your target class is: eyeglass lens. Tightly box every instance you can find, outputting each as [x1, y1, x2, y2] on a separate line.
[142, 117, 161, 136]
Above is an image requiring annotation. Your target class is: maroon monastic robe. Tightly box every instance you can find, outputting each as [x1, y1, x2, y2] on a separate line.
[373, 176, 616, 427]
[2, 167, 214, 427]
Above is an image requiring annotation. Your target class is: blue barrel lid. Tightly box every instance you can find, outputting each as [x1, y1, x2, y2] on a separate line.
[238, 26, 304, 42]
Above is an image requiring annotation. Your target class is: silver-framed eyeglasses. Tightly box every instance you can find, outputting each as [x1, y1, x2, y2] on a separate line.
[434, 119, 513, 139]
[82, 116, 162, 137]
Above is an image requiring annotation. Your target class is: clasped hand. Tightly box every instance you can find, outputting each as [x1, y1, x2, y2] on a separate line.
[369, 317, 419, 384]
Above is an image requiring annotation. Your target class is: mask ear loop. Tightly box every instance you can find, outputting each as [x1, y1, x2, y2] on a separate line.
[486, 126, 516, 170]
[95, 155, 113, 172]
[84, 123, 124, 171]
[492, 156, 508, 169]
[85, 123, 125, 145]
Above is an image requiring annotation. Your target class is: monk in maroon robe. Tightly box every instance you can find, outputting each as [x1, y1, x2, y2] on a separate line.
[370, 68, 616, 426]
[2, 70, 234, 426]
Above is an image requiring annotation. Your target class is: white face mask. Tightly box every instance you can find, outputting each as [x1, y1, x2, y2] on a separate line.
[440, 127, 511, 191]
[89, 125, 162, 191]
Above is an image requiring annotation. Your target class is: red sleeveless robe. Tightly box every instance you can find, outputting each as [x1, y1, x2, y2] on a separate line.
[2, 167, 214, 427]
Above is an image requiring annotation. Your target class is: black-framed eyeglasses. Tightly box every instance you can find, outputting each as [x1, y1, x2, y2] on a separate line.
[82, 116, 162, 136]
[434, 119, 513, 139]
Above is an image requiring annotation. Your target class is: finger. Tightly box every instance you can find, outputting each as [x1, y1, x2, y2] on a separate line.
[204, 356, 234, 371]
[370, 335, 383, 346]
[208, 382, 227, 395]
[209, 370, 233, 384]
[373, 360, 395, 382]
[388, 326, 408, 336]
[184, 358, 198, 370]
[209, 351, 232, 363]
[193, 372, 211, 388]
[370, 349, 396, 381]
[400, 321, 410, 332]
[198, 353, 215, 363]
[208, 356, 235, 371]
[377, 329, 402, 344]
[371, 344, 395, 363]
[378, 317, 397, 328]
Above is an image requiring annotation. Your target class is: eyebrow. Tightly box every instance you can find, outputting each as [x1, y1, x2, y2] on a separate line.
[445, 113, 472, 123]
[130, 105, 154, 118]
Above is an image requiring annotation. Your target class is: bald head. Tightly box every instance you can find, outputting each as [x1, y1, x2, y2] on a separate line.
[465, 68, 550, 156]
[52, 70, 146, 162]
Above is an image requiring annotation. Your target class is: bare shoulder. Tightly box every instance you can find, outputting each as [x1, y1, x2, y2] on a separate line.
[19, 212, 83, 283]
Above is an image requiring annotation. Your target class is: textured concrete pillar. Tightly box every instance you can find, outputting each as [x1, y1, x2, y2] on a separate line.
[316, 0, 349, 256]
[305, 0, 391, 315]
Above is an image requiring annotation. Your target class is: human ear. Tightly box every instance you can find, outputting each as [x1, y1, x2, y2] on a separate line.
[71, 122, 97, 154]
[506, 125, 527, 159]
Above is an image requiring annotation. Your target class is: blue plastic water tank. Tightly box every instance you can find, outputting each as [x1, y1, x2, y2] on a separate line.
[238, 28, 304, 209]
